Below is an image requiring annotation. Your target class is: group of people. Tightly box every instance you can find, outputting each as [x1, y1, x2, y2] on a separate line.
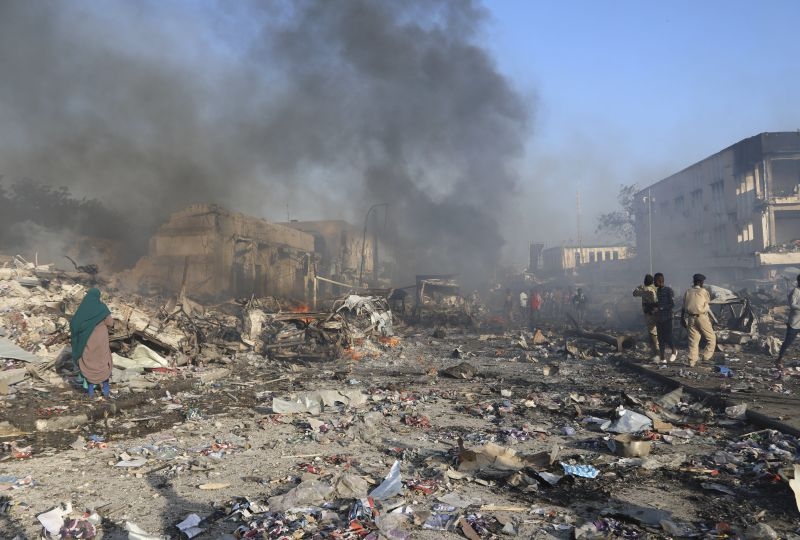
[633, 271, 800, 376]
[633, 272, 715, 365]
[504, 286, 586, 328]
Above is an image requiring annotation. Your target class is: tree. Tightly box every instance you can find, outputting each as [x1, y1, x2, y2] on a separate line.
[596, 183, 639, 243]
[0, 178, 127, 246]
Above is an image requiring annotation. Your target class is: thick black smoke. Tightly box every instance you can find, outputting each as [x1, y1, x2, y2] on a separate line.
[0, 0, 529, 284]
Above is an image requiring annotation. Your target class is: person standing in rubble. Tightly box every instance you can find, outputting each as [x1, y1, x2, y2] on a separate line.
[503, 289, 514, 323]
[775, 273, 800, 377]
[529, 288, 542, 329]
[518, 289, 528, 320]
[633, 274, 659, 361]
[681, 274, 716, 367]
[69, 288, 114, 398]
[653, 273, 677, 363]
[572, 287, 587, 325]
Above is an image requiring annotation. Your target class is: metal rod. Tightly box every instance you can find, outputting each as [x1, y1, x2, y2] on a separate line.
[358, 203, 387, 287]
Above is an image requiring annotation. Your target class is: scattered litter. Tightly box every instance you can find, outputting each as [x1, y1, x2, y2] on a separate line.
[37, 502, 72, 536]
[198, 482, 230, 490]
[440, 362, 477, 379]
[601, 407, 652, 433]
[124, 521, 169, 540]
[560, 463, 599, 479]
[369, 460, 402, 501]
[175, 513, 205, 539]
[725, 403, 747, 419]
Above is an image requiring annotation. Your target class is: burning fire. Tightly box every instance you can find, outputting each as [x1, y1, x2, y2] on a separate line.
[343, 349, 363, 361]
[379, 336, 400, 347]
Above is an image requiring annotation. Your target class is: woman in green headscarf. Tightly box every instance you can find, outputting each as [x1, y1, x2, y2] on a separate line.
[69, 288, 114, 398]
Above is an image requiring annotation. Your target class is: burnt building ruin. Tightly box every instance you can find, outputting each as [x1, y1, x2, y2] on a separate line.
[129, 205, 315, 300]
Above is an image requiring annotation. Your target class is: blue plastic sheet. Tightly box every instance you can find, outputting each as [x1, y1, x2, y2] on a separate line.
[560, 462, 599, 478]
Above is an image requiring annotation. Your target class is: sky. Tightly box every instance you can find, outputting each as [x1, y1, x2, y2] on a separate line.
[1, 0, 800, 277]
[484, 0, 800, 257]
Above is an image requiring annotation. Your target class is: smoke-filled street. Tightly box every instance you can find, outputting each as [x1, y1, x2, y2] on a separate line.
[3, 266, 800, 538]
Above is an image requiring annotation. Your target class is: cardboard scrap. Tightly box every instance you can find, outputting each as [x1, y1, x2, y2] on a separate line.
[458, 442, 548, 477]
[198, 483, 230, 490]
[458, 516, 481, 540]
[644, 411, 675, 432]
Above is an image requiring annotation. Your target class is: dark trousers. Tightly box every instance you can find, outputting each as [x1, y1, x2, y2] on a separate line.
[778, 326, 799, 361]
[656, 318, 674, 358]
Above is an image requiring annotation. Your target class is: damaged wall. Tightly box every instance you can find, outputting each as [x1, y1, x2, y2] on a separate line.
[127, 205, 315, 300]
[282, 220, 380, 297]
[282, 220, 374, 281]
[635, 132, 800, 279]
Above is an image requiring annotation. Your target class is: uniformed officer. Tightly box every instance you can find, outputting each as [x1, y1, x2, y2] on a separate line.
[633, 274, 659, 361]
[681, 273, 716, 366]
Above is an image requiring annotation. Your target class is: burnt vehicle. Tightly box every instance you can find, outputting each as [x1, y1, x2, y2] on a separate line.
[412, 274, 473, 326]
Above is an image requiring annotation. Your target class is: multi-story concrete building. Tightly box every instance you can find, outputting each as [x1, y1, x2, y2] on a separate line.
[635, 132, 800, 280]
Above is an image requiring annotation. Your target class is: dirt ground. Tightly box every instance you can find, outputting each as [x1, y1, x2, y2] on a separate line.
[2, 322, 800, 539]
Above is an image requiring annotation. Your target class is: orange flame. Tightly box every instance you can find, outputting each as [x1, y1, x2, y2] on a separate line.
[344, 349, 363, 361]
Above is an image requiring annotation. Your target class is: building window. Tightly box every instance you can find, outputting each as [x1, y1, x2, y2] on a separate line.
[674, 196, 685, 213]
[711, 180, 724, 213]
[589, 252, 596, 263]
[691, 189, 702, 210]
[612, 251, 619, 260]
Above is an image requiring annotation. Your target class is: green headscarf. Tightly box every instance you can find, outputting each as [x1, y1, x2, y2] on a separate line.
[69, 288, 111, 361]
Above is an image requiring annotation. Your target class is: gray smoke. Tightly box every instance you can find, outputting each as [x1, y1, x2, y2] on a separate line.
[0, 0, 529, 284]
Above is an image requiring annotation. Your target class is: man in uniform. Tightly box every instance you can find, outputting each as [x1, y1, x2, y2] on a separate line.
[681, 273, 716, 367]
[654, 273, 677, 363]
[633, 274, 659, 361]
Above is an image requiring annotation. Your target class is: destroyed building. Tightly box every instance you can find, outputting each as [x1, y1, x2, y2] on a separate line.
[636, 132, 800, 279]
[128, 204, 315, 300]
[541, 244, 631, 276]
[281, 220, 374, 293]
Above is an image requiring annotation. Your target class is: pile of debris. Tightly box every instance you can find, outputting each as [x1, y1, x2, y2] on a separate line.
[244, 294, 393, 362]
[0, 255, 394, 397]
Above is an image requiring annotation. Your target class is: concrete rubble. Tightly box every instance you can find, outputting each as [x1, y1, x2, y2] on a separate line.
[3, 259, 800, 538]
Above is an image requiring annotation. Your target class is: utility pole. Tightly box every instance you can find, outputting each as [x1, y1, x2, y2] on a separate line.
[576, 190, 582, 266]
[644, 188, 654, 275]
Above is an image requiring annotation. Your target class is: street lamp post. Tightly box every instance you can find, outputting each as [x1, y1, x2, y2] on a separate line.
[644, 188, 654, 275]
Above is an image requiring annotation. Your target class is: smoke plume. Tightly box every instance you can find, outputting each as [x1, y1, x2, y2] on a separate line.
[0, 0, 529, 284]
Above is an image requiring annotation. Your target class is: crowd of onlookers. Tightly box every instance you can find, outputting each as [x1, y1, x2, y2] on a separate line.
[503, 286, 588, 326]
